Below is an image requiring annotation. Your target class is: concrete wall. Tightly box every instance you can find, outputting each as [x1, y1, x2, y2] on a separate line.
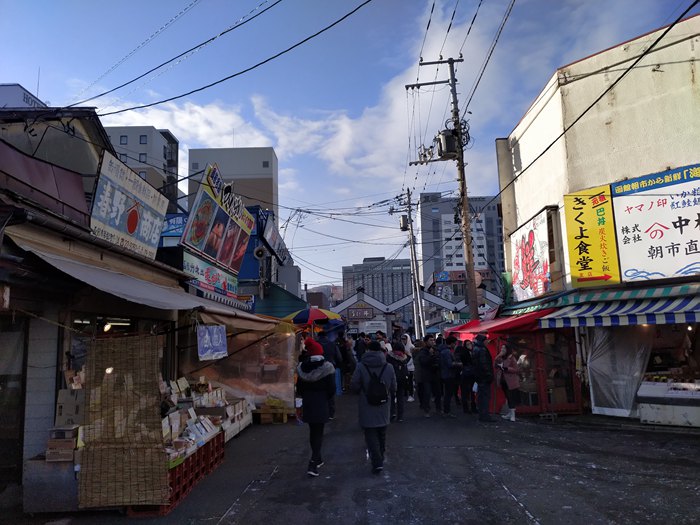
[23, 314, 58, 461]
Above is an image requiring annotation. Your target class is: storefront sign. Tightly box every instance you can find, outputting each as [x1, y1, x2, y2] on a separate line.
[564, 185, 621, 287]
[180, 164, 255, 275]
[510, 208, 551, 301]
[91, 151, 169, 259]
[184, 251, 238, 298]
[161, 213, 188, 237]
[612, 163, 700, 281]
[197, 325, 228, 361]
[348, 308, 374, 320]
[262, 215, 289, 264]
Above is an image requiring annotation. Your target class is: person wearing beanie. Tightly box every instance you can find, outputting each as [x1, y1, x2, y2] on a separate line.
[296, 337, 336, 477]
[472, 334, 496, 422]
[350, 339, 396, 474]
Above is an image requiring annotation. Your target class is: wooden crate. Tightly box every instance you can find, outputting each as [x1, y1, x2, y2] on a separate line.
[253, 408, 289, 425]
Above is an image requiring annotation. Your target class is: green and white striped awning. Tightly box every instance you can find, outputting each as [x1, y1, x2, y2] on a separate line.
[553, 283, 700, 307]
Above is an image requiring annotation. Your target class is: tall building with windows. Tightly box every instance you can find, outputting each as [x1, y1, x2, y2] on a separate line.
[104, 126, 181, 213]
[418, 193, 504, 324]
[342, 257, 414, 326]
[187, 147, 278, 224]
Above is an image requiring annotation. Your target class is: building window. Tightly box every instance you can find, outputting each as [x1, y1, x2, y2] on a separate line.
[138, 171, 147, 180]
[119, 135, 127, 145]
[192, 162, 199, 170]
[139, 153, 147, 162]
[262, 160, 270, 168]
[139, 135, 147, 144]
[431, 207, 439, 213]
[119, 153, 127, 163]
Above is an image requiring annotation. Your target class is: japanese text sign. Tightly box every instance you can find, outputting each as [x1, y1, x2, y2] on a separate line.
[612, 163, 700, 281]
[180, 164, 255, 276]
[90, 151, 169, 259]
[564, 185, 621, 287]
[510, 208, 551, 302]
[183, 251, 238, 298]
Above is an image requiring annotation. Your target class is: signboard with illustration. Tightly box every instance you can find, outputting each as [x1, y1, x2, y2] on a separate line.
[510, 208, 551, 302]
[180, 164, 255, 276]
[612, 163, 700, 281]
[91, 151, 169, 259]
[197, 325, 228, 361]
[183, 251, 238, 298]
[564, 185, 621, 287]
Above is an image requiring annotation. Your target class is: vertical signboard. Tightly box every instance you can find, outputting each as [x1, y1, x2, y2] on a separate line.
[180, 164, 255, 276]
[612, 164, 700, 281]
[91, 151, 169, 259]
[564, 185, 621, 287]
[510, 209, 551, 302]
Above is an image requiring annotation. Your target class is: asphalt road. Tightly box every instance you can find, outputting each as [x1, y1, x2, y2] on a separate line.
[12, 392, 700, 525]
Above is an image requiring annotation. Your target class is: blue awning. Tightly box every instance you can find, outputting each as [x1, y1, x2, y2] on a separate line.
[539, 294, 700, 328]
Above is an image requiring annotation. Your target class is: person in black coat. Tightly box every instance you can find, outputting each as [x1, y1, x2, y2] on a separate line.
[296, 337, 336, 477]
[472, 334, 496, 422]
[455, 340, 477, 413]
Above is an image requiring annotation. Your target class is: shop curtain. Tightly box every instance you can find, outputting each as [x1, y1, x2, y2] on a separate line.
[587, 326, 651, 417]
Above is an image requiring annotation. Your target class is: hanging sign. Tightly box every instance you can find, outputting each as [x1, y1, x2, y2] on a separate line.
[180, 164, 255, 275]
[564, 185, 621, 287]
[91, 151, 169, 259]
[510, 208, 551, 301]
[197, 325, 228, 361]
[612, 163, 700, 281]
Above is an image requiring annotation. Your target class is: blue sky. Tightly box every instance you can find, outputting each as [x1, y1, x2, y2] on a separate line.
[1, 0, 697, 288]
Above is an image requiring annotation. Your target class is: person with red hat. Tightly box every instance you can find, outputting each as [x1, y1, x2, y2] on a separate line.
[296, 337, 336, 477]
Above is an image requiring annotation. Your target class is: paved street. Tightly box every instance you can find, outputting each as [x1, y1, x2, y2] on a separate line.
[12, 393, 700, 525]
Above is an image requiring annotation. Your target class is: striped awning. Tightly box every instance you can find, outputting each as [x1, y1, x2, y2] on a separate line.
[553, 283, 700, 307]
[539, 294, 700, 328]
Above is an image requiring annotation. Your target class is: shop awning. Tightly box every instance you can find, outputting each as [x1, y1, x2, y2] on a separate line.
[450, 309, 557, 335]
[538, 295, 700, 328]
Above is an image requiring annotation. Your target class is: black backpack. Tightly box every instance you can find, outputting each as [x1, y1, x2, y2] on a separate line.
[363, 363, 389, 406]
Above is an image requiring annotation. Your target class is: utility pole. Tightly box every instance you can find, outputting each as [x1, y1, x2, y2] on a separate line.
[406, 57, 479, 321]
[404, 189, 425, 339]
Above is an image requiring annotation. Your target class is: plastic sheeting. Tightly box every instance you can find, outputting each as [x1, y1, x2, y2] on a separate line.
[587, 326, 651, 417]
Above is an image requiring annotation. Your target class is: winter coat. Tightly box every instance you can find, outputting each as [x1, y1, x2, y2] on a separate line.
[319, 335, 343, 368]
[402, 339, 416, 372]
[296, 358, 336, 424]
[472, 335, 494, 384]
[495, 352, 520, 390]
[416, 346, 440, 383]
[438, 344, 462, 380]
[454, 344, 475, 381]
[386, 350, 411, 390]
[350, 350, 396, 428]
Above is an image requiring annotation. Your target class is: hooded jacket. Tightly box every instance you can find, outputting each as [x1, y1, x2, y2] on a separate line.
[472, 335, 494, 384]
[350, 350, 396, 428]
[296, 358, 336, 424]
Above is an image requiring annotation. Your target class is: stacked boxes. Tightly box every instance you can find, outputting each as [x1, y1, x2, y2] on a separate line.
[46, 425, 79, 462]
[55, 389, 85, 426]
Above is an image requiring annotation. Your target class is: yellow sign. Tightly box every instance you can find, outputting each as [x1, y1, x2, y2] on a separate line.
[564, 185, 621, 287]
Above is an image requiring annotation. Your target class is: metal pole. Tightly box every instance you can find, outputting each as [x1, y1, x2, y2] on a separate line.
[447, 58, 479, 321]
[406, 189, 425, 339]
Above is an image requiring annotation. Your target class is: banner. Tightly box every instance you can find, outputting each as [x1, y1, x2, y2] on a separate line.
[180, 164, 255, 276]
[91, 151, 168, 259]
[510, 209, 551, 301]
[612, 163, 700, 281]
[197, 325, 228, 361]
[564, 185, 621, 287]
[183, 251, 238, 298]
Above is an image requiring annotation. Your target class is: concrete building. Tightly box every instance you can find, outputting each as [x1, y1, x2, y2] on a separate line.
[0, 83, 47, 108]
[342, 257, 413, 326]
[188, 147, 278, 224]
[104, 126, 181, 213]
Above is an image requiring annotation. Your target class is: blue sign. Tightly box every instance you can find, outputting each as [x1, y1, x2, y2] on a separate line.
[162, 214, 188, 237]
[197, 325, 228, 361]
[611, 164, 700, 196]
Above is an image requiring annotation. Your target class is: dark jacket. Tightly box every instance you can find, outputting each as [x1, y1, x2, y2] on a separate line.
[472, 335, 494, 384]
[416, 346, 440, 382]
[319, 335, 343, 368]
[438, 344, 462, 380]
[454, 344, 475, 380]
[296, 358, 336, 424]
[386, 350, 411, 389]
[350, 350, 396, 428]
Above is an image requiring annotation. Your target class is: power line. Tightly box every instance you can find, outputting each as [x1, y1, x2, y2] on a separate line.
[98, 0, 375, 117]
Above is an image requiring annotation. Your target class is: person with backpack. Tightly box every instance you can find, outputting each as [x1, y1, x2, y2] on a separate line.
[350, 340, 396, 474]
[385, 340, 411, 422]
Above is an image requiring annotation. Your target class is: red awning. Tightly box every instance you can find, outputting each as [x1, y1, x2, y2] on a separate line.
[444, 319, 480, 335]
[450, 309, 557, 337]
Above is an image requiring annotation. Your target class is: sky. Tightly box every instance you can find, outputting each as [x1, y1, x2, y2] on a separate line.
[1, 0, 698, 289]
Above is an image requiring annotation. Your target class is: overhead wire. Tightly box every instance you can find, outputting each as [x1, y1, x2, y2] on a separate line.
[98, 0, 375, 117]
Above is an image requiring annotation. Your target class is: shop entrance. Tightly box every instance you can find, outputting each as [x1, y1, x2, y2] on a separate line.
[0, 316, 27, 483]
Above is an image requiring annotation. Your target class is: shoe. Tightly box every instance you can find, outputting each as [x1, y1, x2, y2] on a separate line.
[372, 466, 383, 475]
[398, 418, 404, 422]
[315, 461, 324, 468]
[328, 416, 335, 421]
[407, 396, 415, 402]
[424, 412, 431, 418]
[307, 463, 319, 477]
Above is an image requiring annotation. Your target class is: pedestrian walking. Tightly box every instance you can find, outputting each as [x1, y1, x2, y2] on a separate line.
[296, 337, 336, 477]
[455, 340, 478, 413]
[400, 334, 416, 401]
[386, 341, 411, 422]
[472, 333, 496, 422]
[495, 338, 521, 422]
[350, 340, 396, 474]
[416, 335, 441, 417]
[318, 330, 343, 419]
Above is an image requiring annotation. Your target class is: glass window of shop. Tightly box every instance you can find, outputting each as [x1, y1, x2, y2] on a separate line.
[644, 324, 699, 382]
[510, 334, 539, 407]
[542, 330, 577, 406]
